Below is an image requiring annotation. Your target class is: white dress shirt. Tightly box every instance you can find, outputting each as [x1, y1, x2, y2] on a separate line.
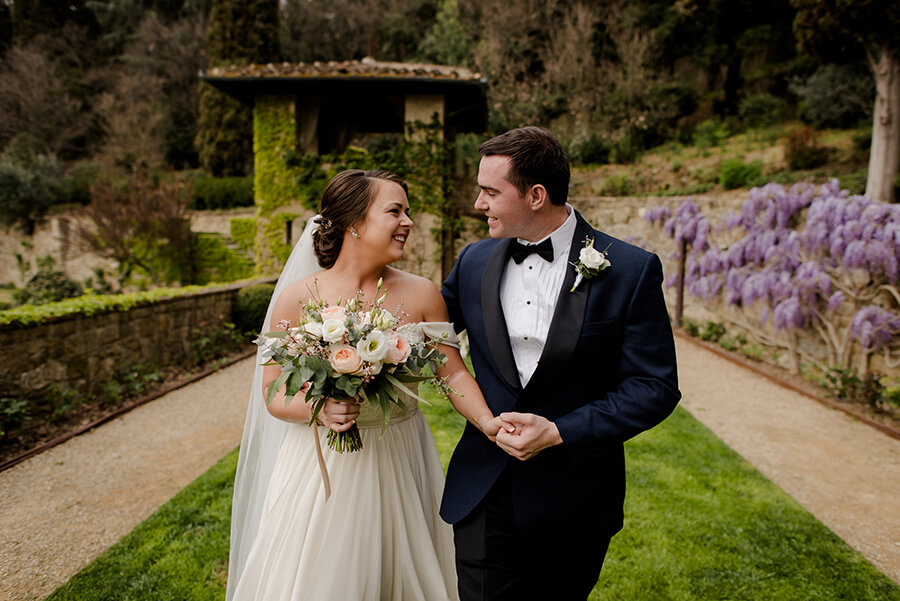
[500, 205, 577, 387]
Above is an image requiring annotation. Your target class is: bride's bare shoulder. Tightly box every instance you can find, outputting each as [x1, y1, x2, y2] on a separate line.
[274, 275, 321, 309]
[385, 268, 444, 317]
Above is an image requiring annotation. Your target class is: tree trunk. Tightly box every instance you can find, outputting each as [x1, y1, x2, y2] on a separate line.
[865, 46, 900, 203]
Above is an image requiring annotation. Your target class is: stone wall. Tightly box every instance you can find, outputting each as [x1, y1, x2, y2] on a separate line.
[0, 280, 273, 398]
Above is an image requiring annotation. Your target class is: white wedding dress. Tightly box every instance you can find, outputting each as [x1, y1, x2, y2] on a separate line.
[226, 216, 458, 601]
[229, 384, 458, 601]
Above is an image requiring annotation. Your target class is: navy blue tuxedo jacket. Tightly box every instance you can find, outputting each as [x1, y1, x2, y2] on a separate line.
[440, 211, 681, 536]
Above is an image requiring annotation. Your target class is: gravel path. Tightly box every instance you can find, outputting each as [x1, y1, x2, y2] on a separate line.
[1, 339, 899, 600]
[0, 357, 255, 601]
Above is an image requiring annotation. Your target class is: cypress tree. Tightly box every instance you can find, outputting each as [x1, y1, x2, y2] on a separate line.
[196, 0, 279, 177]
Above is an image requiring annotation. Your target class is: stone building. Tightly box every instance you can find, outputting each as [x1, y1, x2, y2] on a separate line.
[200, 57, 488, 278]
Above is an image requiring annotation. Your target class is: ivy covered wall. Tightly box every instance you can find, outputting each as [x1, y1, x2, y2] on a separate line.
[252, 95, 310, 275]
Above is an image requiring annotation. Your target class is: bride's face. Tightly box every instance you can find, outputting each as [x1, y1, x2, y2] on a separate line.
[356, 180, 413, 263]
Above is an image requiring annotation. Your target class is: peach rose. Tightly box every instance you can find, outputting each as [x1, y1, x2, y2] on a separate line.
[329, 344, 362, 374]
[320, 305, 347, 322]
[385, 332, 411, 364]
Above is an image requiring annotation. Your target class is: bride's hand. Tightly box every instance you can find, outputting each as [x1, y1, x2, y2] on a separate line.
[316, 398, 361, 432]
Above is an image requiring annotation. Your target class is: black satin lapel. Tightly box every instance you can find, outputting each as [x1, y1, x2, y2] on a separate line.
[527, 214, 594, 392]
[481, 239, 522, 391]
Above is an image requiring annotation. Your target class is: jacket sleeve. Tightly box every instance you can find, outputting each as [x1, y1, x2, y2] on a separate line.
[440, 243, 471, 335]
[554, 252, 681, 452]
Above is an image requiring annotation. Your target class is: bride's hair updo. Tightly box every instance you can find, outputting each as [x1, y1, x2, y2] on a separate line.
[313, 169, 408, 268]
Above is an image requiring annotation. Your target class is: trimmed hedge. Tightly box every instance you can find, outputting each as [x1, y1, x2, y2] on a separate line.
[0, 280, 271, 328]
[232, 283, 274, 336]
[191, 176, 254, 210]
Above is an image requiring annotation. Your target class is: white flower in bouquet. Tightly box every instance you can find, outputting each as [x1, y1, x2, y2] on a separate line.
[303, 321, 323, 338]
[357, 330, 388, 362]
[322, 319, 347, 343]
[396, 323, 424, 346]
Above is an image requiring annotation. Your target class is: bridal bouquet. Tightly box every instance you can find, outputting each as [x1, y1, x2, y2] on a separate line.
[255, 279, 452, 453]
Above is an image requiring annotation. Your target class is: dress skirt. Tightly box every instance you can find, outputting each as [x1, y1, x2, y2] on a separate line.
[230, 401, 459, 601]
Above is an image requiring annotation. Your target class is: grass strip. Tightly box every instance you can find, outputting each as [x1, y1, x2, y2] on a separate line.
[47, 394, 899, 600]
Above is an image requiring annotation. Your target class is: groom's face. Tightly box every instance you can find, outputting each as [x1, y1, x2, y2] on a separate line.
[475, 155, 531, 240]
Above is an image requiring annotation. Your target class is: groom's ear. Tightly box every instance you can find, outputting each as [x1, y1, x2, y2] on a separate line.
[526, 184, 550, 211]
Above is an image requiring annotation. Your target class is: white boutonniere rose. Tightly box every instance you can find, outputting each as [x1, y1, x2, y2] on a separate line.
[570, 237, 611, 292]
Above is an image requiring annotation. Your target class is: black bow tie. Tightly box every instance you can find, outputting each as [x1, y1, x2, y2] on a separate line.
[508, 238, 554, 264]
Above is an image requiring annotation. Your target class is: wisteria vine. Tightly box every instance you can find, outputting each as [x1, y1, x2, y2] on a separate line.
[647, 180, 900, 376]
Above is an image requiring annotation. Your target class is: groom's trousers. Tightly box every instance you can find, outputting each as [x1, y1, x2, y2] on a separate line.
[453, 467, 612, 601]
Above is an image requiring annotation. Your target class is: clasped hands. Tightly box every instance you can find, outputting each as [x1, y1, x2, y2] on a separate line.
[480, 412, 563, 461]
[316, 397, 361, 432]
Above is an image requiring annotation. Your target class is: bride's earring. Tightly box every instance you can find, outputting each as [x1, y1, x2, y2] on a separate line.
[350, 227, 361, 239]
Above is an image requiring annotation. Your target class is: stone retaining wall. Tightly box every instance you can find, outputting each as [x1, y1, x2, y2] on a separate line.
[0, 280, 273, 398]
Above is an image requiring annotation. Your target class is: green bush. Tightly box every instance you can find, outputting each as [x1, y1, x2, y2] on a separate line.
[570, 133, 611, 166]
[61, 161, 101, 206]
[599, 174, 634, 196]
[14, 257, 83, 306]
[785, 127, 829, 170]
[232, 283, 275, 336]
[191, 176, 254, 210]
[1, 397, 30, 438]
[0, 152, 64, 234]
[693, 118, 728, 149]
[719, 158, 762, 190]
[791, 64, 873, 129]
[739, 93, 785, 130]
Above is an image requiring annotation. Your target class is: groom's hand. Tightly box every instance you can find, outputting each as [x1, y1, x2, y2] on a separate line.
[477, 415, 517, 442]
[495, 412, 563, 460]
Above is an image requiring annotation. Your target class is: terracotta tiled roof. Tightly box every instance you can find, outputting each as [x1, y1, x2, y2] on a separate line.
[205, 57, 483, 82]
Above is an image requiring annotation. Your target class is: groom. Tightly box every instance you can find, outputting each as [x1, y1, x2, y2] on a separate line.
[440, 126, 681, 601]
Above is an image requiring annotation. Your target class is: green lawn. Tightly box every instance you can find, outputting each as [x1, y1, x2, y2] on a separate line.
[47, 388, 899, 600]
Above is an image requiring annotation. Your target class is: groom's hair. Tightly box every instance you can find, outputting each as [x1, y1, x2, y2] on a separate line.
[478, 126, 569, 206]
[313, 169, 408, 268]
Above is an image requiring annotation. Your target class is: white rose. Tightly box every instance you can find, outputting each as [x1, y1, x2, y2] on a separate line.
[579, 245, 607, 270]
[321, 319, 347, 343]
[356, 330, 388, 362]
[303, 321, 323, 338]
[396, 323, 424, 346]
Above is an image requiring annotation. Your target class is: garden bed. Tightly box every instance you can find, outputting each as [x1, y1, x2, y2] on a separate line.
[0, 344, 256, 470]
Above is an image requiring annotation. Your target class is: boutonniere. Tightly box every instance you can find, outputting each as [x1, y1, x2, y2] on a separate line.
[570, 237, 611, 292]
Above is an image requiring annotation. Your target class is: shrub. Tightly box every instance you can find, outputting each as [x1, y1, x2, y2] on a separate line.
[719, 158, 762, 190]
[791, 64, 873, 128]
[13, 256, 83, 306]
[569, 133, 611, 166]
[191, 176, 254, 210]
[785, 127, 829, 170]
[232, 283, 275, 336]
[0, 397, 29, 438]
[739, 94, 785, 130]
[0, 152, 63, 234]
[61, 161, 101, 206]
[693, 118, 728, 149]
[599, 174, 634, 196]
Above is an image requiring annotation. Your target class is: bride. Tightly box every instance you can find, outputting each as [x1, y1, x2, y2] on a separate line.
[226, 170, 507, 601]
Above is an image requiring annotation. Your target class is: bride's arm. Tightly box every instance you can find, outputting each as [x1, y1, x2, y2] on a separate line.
[418, 283, 511, 440]
[262, 282, 359, 431]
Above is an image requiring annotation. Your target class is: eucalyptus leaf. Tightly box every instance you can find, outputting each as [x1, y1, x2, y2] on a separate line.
[265, 371, 290, 406]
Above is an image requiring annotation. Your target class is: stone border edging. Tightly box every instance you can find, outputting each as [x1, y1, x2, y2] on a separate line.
[675, 329, 900, 443]
[0, 347, 257, 474]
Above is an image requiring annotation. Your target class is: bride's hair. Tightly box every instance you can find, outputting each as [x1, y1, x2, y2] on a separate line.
[313, 169, 408, 268]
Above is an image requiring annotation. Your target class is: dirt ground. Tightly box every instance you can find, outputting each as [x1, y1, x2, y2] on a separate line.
[0, 338, 898, 600]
